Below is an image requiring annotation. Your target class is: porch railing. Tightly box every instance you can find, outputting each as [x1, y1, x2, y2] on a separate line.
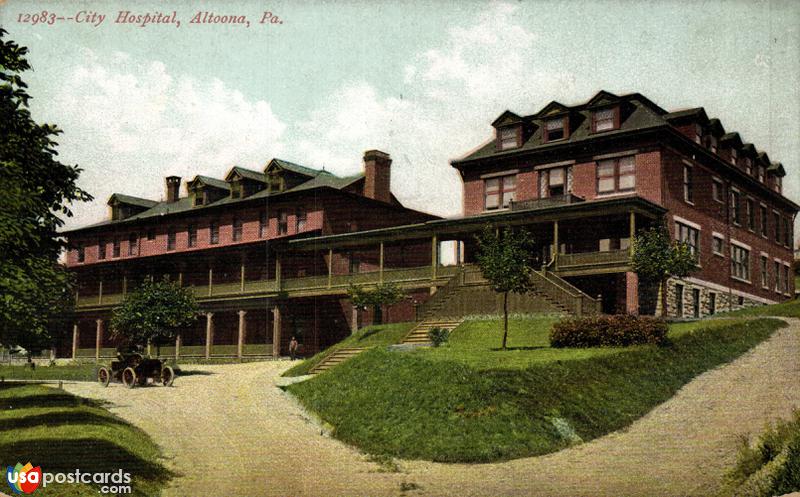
[510, 193, 584, 211]
[556, 249, 631, 270]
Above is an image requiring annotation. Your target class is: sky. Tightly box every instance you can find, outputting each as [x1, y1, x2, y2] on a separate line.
[1, 0, 799, 231]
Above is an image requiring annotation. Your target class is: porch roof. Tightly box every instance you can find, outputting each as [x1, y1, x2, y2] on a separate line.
[284, 195, 666, 251]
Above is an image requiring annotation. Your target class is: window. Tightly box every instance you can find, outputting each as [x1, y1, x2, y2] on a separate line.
[676, 222, 699, 258]
[730, 147, 738, 166]
[113, 238, 120, 258]
[783, 218, 791, 246]
[758, 166, 765, 183]
[167, 229, 176, 251]
[760, 206, 768, 237]
[544, 117, 566, 142]
[296, 209, 307, 232]
[775, 176, 782, 194]
[259, 211, 267, 238]
[98, 240, 106, 260]
[596, 156, 635, 194]
[712, 235, 724, 255]
[774, 212, 781, 243]
[77, 246, 85, 263]
[730, 190, 741, 225]
[692, 288, 700, 318]
[230, 181, 242, 199]
[784, 265, 790, 293]
[731, 244, 750, 281]
[675, 284, 684, 317]
[683, 165, 693, 203]
[709, 292, 716, 315]
[278, 211, 288, 235]
[194, 191, 205, 207]
[746, 199, 755, 231]
[147, 229, 155, 241]
[761, 256, 769, 288]
[707, 135, 718, 153]
[775, 261, 782, 292]
[498, 127, 519, 150]
[712, 179, 724, 203]
[744, 157, 752, 176]
[592, 108, 616, 132]
[188, 224, 197, 247]
[210, 222, 219, 245]
[540, 167, 572, 197]
[484, 175, 516, 210]
[232, 217, 243, 242]
[128, 233, 138, 256]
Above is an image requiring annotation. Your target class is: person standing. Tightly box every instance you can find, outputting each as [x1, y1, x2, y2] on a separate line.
[289, 336, 299, 360]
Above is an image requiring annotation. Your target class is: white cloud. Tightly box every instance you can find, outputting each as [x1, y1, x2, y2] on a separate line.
[39, 49, 286, 230]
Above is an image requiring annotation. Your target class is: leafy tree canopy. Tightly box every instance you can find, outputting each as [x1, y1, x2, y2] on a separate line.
[475, 225, 535, 295]
[0, 29, 92, 349]
[632, 223, 697, 283]
[110, 278, 199, 349]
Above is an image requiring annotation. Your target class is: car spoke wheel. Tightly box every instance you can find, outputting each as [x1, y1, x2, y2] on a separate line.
[122, 367, 137, 388]
[161, 366, 175, 387]
[97, 367, 111, 387]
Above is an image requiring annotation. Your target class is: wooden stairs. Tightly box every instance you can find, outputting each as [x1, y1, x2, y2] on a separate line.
[309, 347, 369, 374]
[401, 318, 464, 345]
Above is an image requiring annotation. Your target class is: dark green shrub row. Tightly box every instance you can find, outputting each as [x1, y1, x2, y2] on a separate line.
[550, 314, 668, 347]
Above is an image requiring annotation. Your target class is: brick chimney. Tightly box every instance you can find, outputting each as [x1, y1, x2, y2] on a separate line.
[166, 176, 181, 203]
[363, 150, 392, 203]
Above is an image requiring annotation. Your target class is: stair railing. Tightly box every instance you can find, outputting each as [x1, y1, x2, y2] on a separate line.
[531, 267, 601, 316]
[415, 266, 466, 320]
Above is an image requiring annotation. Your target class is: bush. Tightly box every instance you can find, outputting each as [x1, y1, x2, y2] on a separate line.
[550, 315, 668, 347]
[428, 327, 450, 347]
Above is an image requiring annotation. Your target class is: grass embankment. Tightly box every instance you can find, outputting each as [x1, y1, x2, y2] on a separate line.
[287, 316, 785, 462]
[727, 298, 800, 318]
[725, 409, 800, 496]
[283, 322, 415, 377]
[0, 384, 170, 496]
[0, 364, 98, 381]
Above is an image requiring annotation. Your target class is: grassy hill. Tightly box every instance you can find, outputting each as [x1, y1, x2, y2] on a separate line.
[287, 316, 785, 462]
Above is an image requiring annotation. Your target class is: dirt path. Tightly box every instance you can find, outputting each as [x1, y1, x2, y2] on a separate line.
[64, 318, 800, 497]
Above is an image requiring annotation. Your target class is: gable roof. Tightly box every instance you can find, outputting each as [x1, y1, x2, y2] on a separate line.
[491, 110, 524, 128]
[266, 158, 320, 177]
[768, 162, 786, 176]
[720, 132, 743, 147]
[225, 166, 266, 183]
[106, 193, 158, 208]
[188, 175, 231, 191]
[535, 100, 570, 118]
[585, 90, 620, 108]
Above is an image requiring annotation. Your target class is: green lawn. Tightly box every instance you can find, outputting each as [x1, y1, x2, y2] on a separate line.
[726, 298, 800, 318]
[0, 364, 99, 381]
[283, 322, 415, 377]
[287, 316, 785, 462]
[0, 384, 170, 496]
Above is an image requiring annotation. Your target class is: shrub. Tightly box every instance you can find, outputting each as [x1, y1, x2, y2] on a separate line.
[428, 327, 450, 347]
[550, 315, 668, 347]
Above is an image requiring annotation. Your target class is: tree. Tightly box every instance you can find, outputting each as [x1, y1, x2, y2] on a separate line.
[0, 30, 92, 351]
[347, 282, 404, 326]
[110, 278, 199, 356]
[475, 226, 535, 349]
[632, 222, 697, 316]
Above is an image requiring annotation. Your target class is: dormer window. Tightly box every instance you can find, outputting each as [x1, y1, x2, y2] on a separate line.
[194, 190, 205, 206]
[744, 157, 752, 175]
[230, 181, 243, 199]
[758, 166, 765, 183]
[730, 148, 738, 166]
[544, 117, 566, 142]
[592, 108, 617, 132]
[694, 124, 703, 144]
[268, 172, 283, 193]
[705, 135, 718, 153]
[498, 127, 519, 150]
[775, 176, 782, 193]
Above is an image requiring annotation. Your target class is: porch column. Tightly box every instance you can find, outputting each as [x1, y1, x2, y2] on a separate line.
[431, 234, 438, 280]
[626, 272, 639, 315]
[313, 302, 320, 355]
[272, 306, 281, 357]
[98, 279, 103, 305]
[175, 333, 181, 361]
[207, 267, 213, 296]
[629, 211, 636, 257]
[240, 261, 246, 292]
[122, 275, 127, 297]
[327, 248, 333, 288]
[95, 319, 104, 361]
[379, 242, 385, 284]
[351, 305, 359, 334]
[275, 255, 282, 290]
[553, 220, 559, 266]
[237, 310, 247, 359]
[178, 272, 183, 287]
[72, 323, 79, 360]
[204, 312, 214, 359]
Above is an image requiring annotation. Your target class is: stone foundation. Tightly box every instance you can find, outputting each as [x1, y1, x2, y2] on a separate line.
[663, 277, 766, 318]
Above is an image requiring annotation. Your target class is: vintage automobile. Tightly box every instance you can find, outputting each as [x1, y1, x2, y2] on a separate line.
[97, 352, 175, 388]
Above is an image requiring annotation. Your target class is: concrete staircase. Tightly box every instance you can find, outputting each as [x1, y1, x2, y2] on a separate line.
[401, 318, 464, 345]
[309, 347, 369, 374]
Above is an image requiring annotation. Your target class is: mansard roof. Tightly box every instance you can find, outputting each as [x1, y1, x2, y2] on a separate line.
[664, 107, 709, 123]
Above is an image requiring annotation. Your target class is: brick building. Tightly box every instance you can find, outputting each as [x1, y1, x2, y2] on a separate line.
[64, 151, 438, 358]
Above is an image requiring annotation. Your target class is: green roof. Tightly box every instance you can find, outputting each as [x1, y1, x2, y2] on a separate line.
[229, 166, 266, 183]
[270, 158, 320, 177]
[192, 175, 231, 191]
[107, 193, 158, 208]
